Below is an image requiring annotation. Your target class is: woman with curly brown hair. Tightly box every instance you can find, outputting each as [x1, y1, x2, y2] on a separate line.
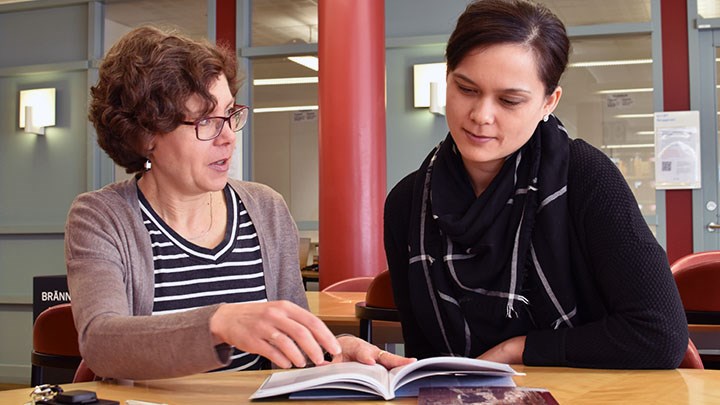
[65, 26, 411, 380]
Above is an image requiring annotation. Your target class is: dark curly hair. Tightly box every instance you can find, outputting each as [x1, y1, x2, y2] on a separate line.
[446, 0, 569, 96]
[89, 26, 240, 173]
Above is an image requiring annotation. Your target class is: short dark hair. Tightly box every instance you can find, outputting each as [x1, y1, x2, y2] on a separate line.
[89, 26, 240, 174]
[446, 0, 569, 95]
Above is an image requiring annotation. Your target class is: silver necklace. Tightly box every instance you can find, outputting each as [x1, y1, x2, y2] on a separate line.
[187, 192, 213, 240]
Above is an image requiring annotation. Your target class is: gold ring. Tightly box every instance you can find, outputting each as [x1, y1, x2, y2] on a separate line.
[268, 331, 281, 343]
[377, 350, 387, 360]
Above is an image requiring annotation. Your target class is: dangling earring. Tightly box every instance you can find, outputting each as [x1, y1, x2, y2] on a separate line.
[542, 114, 549, 122]
[144, 159, 152, 171]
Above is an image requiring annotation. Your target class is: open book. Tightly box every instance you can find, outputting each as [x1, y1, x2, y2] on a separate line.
[249, 356, 521, 401]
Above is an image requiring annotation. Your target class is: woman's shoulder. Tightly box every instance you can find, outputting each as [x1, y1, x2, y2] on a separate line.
[568, 138, 613, 168]
[384, 171, 419, 237]
[567, 138, 626, 189]
[70, 178, 138, 213]
[386, 171, 418, 213]
[65, 179, 143, 248]
[566, 138, 643, 223]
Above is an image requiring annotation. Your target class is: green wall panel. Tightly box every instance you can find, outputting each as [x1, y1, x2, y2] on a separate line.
[0, 4, 88, 68]
[0, 236, 66, 300]
[0, 71, 88, 229]
[0, 2, 95, 385]
[0, 305, 33, 384]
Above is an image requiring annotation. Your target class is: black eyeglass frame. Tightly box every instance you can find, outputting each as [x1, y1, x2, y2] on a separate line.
[181, 104, 249, 141]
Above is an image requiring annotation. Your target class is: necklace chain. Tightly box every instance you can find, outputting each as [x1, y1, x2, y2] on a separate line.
[187, 192, 213, 240]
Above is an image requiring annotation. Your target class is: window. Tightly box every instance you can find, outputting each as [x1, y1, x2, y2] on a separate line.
[556, 34, 657, 228]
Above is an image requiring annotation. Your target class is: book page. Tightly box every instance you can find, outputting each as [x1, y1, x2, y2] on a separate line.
[389, 356, 518, 389]
[250, 362, 391, 399]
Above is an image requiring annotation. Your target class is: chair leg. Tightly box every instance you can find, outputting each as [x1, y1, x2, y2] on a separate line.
[359, 319, 372, 342]
[31, 364, 43, 386]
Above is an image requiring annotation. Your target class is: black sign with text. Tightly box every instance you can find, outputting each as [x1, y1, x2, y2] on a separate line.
[32, 275, 70, 322]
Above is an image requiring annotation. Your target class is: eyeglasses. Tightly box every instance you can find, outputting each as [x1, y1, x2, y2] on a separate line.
[181, 104, 249, 141]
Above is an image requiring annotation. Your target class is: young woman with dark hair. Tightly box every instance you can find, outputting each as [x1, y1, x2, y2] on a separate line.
[384, 0, 687, 369]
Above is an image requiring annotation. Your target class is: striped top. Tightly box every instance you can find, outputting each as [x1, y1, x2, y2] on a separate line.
[138, 185, 270, 371]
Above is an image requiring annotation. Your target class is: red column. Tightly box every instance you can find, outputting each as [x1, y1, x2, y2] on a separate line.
[215, 0, 236, 51]
[318, 0, 387, 288]
[661, 0, 693, 264]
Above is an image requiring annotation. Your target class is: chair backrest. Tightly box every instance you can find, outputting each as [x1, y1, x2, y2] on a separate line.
[365, 270, 395, 309]
[33, 303, 80, 357]
[671, 251, 720, 324]
[354, 270, 401, 342]
[679, 339, 704, 369]
[322, 276, 374, 292]
[31, 303, 82, 386]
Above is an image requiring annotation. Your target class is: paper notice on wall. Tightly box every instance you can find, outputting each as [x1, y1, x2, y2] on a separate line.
[293, 110, 318, 122]
[606, 94, 634, 109]
[654, 111, 701, 189]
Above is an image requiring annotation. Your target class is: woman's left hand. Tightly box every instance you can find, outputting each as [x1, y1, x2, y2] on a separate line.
[477, 335, 526, 364]
[330, 335, 415, 369]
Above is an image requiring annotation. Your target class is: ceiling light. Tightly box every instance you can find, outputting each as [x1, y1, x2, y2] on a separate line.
[601, 144, 655, 149]
[597, 87, 653, 94]
[288, 56, 319, 71]
[569, 59, 652, 68]
[614, 113, 654, 119]
[253, 77, 319, 86]
[253, 105, 319, 113]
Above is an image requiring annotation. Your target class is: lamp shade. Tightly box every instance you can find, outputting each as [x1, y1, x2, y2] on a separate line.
[19, 88, 56, 134]
[413, 63, 446, 108]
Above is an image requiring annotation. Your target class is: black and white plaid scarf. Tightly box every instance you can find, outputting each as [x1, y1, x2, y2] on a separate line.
[407, 115, 578, 357]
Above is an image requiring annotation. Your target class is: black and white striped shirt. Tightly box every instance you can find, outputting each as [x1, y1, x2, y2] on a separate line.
[138, 185, 269, 371]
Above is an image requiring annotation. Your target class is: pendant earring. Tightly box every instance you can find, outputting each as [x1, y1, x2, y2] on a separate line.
[144, 159, 152, 171]
[542, 114, 549, 122]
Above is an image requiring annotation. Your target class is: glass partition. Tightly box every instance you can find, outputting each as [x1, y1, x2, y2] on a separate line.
[251, 0, 318, 46]
[556, 34, 656, 230]
[251, 57, 319, 238]
[545, 0, 651, 25]
[699, 0, 720, 18]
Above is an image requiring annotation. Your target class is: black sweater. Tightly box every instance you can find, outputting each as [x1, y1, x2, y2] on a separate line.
[384, 138, 688, 369]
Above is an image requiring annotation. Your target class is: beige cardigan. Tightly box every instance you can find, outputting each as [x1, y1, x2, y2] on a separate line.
[65, 178, 305, 379]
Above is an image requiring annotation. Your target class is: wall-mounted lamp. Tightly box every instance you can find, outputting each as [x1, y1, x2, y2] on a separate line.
[413, 62, 446, 115]
[19, 88, 56, 135]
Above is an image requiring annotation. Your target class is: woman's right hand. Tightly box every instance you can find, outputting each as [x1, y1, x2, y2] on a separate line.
[209, 300, 341, 369]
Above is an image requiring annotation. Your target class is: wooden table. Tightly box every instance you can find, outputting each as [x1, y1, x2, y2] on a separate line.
[3, 365, 719, 404]
[305, 291, 366, 325]
[305, 291, 403, 347]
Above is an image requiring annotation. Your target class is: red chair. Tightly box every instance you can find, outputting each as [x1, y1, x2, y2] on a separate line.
[322, 276, 374, 292]
[73, 359, 97, 382]
[671, 251, 720, 324]
[680, 339, 704, 369]
[355, 271, 400, 342]
[31, 303, 82, 385]
[671, 251, 720, 368]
